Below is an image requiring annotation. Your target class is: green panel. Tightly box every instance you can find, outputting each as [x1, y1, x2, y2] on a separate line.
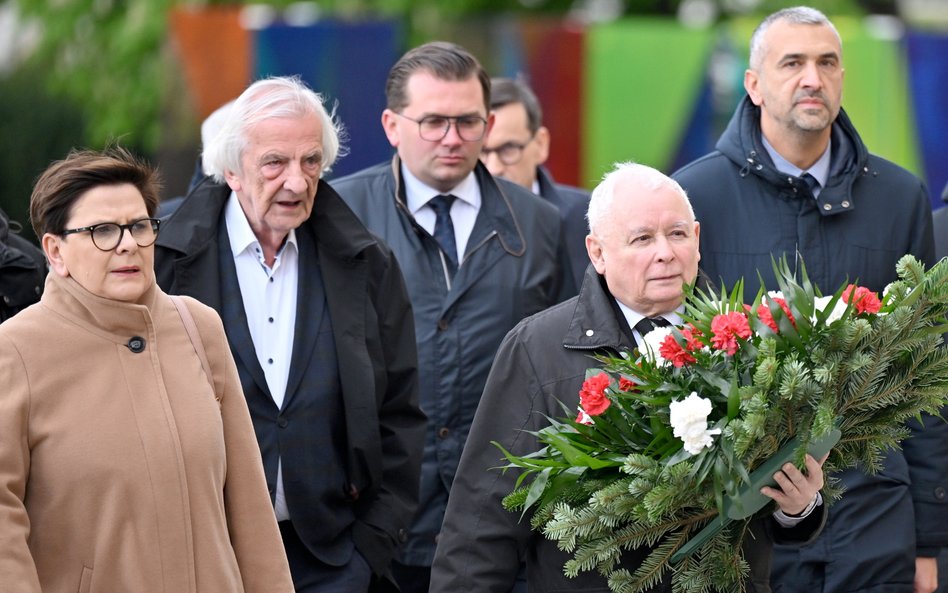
[583, 19, 714, 187]
[840, 31, 921, 175]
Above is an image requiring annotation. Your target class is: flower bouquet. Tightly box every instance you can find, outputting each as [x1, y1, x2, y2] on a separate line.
[495, 255, 948, 593]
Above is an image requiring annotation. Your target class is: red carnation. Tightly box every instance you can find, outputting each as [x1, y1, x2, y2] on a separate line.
[659, 333, 697, 368]
[757, 297, 797, 333]
[842, 284, 881, 314]
[579, 372, 612, 416]
[618, 376, 638, 392]
[710, 312, 751, 355]
[682, 325, 703, 351]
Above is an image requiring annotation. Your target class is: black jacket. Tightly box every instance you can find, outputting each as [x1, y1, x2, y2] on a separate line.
[430, 265, 825, 593]
[332, 157, 568, 565]
[153, 178, 425, 583]
[0, 208, 45, 323]
[673, 96, 947, 592]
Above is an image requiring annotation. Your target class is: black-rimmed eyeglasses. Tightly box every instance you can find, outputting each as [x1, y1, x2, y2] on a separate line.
[60, 218, 161, 251]
[395, 112, 488, 142]
[480, 136, 535, 166]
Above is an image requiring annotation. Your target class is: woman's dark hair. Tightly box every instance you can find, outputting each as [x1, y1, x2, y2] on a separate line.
[29, 146, 161, 238]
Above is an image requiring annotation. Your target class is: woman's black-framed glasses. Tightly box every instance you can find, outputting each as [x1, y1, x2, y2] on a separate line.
[395, 112, 488, 142]
[60, 218, 161, 251]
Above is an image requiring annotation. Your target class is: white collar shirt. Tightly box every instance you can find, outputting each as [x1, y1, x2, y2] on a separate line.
[224, 192, 298, 521]
[614, 300, 683, 345]
[403, 164, 481, 265]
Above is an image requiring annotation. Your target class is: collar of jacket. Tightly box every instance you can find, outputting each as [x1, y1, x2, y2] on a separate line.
[562, 263, 630, 352]
[388, 155, 527, 257]
[562, 266, 714, 352]
[156, 176, 377, 260]
[535, 165, 557, 199]
[40, 271, 161, 346]
[716, 95, 871, 217]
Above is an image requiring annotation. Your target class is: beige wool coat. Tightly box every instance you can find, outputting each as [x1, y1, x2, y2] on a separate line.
[0, 272, 294, 593]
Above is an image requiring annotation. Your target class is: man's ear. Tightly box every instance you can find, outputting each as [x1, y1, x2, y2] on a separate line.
[586, 234, 606, 275]
[381, 109, 400, 148]
[744, 69, 763, 106]
[223, 169, 242, 192]
[42, 233, 69, 278]
[534, 126, 551, 166]
[694, 221, 701, 264]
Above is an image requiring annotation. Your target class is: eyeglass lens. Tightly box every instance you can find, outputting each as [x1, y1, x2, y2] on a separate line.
[418, 116, 487, 142]
[91, 219, 159, 250]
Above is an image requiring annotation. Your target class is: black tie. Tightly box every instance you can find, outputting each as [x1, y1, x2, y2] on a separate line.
[801, 172, 821, 197]
[428, 194, 458, 276]
[634, 316, 671, 337]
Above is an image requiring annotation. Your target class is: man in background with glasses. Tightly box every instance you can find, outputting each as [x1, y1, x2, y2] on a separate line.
[482, 77, 590, 290]
[334, 41, 570, 593]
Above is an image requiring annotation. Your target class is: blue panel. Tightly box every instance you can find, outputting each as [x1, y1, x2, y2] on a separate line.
[254, 20, 403, 179]
[905, 31, 948, 209]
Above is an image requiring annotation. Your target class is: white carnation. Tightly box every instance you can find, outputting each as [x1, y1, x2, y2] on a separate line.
[639, 326, 674, 366]
[669, 392, 721, 455]
[813, 296, 848, 323]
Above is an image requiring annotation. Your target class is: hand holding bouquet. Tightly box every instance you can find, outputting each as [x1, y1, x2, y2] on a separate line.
[496, 255, 948, 593]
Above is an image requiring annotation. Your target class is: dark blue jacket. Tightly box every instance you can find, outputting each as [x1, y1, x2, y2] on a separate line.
[332, 158, 566, 565]
[153, 178, 425, 584]
[673, 96, 947, 592]
[536, 166, 590, 290]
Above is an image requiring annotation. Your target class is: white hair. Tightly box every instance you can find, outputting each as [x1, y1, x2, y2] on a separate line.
[749, 7, 842, 71]
[586, 162, 694, 237]
[202, 76, 347, 182]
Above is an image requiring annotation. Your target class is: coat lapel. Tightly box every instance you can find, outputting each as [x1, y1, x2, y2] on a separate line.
[216, 219, 272, 400]
[282, 226, 326, 409]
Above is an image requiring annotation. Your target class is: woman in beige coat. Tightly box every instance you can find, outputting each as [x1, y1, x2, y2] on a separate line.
[0, 148, 294, 593]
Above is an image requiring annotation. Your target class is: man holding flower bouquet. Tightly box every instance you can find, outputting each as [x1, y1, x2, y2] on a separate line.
[673, 7, 947, 593]
[430, 163, 827, 593]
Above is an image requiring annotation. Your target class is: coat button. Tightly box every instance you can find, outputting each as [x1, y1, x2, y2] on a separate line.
[585, 329, 594, 337]
[841, 200, 850, 208]
[127, 336, 146, 353]
[437, 319, 449, 331]
[823, 204, 832, 211]
[935, 487, 946, 500]
[437, 427, 450, 438]
[278, 417, 289, 428]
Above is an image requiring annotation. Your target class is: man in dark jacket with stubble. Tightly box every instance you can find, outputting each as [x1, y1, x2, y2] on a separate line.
[672, 7, 946, 593]
[332, 42, 569, 593]
[430, 162, 826, 593]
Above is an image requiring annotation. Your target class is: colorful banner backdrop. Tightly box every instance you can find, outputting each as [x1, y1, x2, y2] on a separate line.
[168, 12, 945, 205]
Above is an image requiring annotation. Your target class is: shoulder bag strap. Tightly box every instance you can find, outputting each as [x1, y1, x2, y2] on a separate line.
[170, 295, 217, 398]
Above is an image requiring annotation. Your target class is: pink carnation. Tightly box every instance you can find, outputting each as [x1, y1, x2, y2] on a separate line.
[757, 297, 796, 333]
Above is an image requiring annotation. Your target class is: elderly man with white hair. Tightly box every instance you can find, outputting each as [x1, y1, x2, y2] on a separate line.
[430, 162, 826, 593]
[154, 76, 425, 593]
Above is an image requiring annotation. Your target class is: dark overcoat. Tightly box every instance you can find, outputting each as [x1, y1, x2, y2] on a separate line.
[154, 178, 425, 585]
[673, 96, 948, 593]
